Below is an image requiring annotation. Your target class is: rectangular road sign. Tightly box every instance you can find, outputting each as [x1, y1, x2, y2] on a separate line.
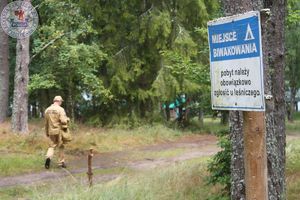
[208, 11, 265, 111]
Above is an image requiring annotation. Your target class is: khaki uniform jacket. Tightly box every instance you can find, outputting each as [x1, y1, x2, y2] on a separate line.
[45, 104, 69, 136]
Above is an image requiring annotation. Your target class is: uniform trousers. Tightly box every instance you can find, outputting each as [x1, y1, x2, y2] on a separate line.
[46, 134, 65, 164]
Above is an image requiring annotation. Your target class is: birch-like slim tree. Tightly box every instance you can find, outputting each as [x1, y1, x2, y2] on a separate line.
[0, 0, 9, 123]
[11, 0, 31, 133]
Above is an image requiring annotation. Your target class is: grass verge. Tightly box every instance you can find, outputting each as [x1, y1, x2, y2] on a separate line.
[286, 113, 300, 134]
[0, 157, 222, 200]
[0, 119, 210, 176]
[286, 138, 300, 200]
[0, 154, 44, 176]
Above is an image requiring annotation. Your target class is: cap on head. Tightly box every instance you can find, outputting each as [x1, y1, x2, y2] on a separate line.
[53, 96, 64, 102]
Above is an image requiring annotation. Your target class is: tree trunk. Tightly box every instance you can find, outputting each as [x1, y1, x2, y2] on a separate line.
[165, 101, 170, 121]
[222, 0, 287, 199]
[0, 0, 9, 123]
[65, 89, 74, 120]
[229, 111, 245, 200]
[289, 87, 296, 122]
[222, 1, 263, 199]
[31, 101, 37, 118]
[198, 109, 204, 127]
[264, 0, 287, 198]
[139, 101, 146, 119]
[221, 111, 229, 125]
[11, 36, 30, 133]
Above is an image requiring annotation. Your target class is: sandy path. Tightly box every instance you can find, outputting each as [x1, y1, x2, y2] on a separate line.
[0, 135, 219, 187]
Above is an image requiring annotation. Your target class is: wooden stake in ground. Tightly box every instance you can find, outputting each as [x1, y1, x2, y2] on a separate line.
[243, 111, 268, 199]
[87, 148, 94, 187]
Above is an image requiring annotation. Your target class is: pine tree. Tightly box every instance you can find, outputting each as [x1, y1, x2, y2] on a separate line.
[222, 0, 287, 199]
[264, 0, 287, 198]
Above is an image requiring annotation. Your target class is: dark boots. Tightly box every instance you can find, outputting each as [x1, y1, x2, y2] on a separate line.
[60, 162, 67, 168]
[45, 158, 51, 169]
[45, 158, 67, 169]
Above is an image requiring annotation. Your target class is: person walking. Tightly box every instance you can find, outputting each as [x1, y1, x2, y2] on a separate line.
[44, 96, 71, 169]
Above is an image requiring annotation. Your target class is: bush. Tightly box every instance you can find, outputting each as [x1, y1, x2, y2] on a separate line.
[86, 116, 103, 127]
[206, 130, 231, 198]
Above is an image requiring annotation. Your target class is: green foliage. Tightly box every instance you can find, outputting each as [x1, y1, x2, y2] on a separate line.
[29, 74, 58, 92]
[207, 130, 231, 197]
[286, 0, 300, 25]
[286, 0, 300, 93]
[152, 50, 202, 102]
[88, 0, 217, 123]
[22, 0, 220, 125]
[28, 0, 112, 121]
[85, 115, 103, 127]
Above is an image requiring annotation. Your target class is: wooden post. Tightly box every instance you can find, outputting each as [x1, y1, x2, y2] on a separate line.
[87, 148, 94, 187]
[243, 112, 268, 199]
[207, 10, 270, 199]
[243, 10, 270, 200]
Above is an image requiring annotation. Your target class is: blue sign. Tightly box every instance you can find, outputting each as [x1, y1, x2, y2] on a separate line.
[207, 11, 265, 111]
[208, 14, 261, 62]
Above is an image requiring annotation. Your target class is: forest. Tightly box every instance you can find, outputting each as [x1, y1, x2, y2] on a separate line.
[1, 0, 221, 130]
[0, 0, 300, 199]
[0, 0, 298, 129]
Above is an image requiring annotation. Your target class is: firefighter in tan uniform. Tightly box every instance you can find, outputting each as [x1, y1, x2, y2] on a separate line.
[44, 96, 70, 169]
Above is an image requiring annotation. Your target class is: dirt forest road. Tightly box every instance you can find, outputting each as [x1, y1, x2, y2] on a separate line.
[0, 135, 220, 188]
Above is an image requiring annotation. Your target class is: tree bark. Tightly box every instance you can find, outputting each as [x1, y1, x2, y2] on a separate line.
[11, 36, 30, 133]
[264, 0, 287, 198]
[229, 111, 245, 200]
[0, 0, 9, 123]
[222, 0, 263, 16]
[222, 0, 287, 199]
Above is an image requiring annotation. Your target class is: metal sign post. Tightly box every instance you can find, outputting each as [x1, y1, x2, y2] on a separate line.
[208, 11, 268, 200]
